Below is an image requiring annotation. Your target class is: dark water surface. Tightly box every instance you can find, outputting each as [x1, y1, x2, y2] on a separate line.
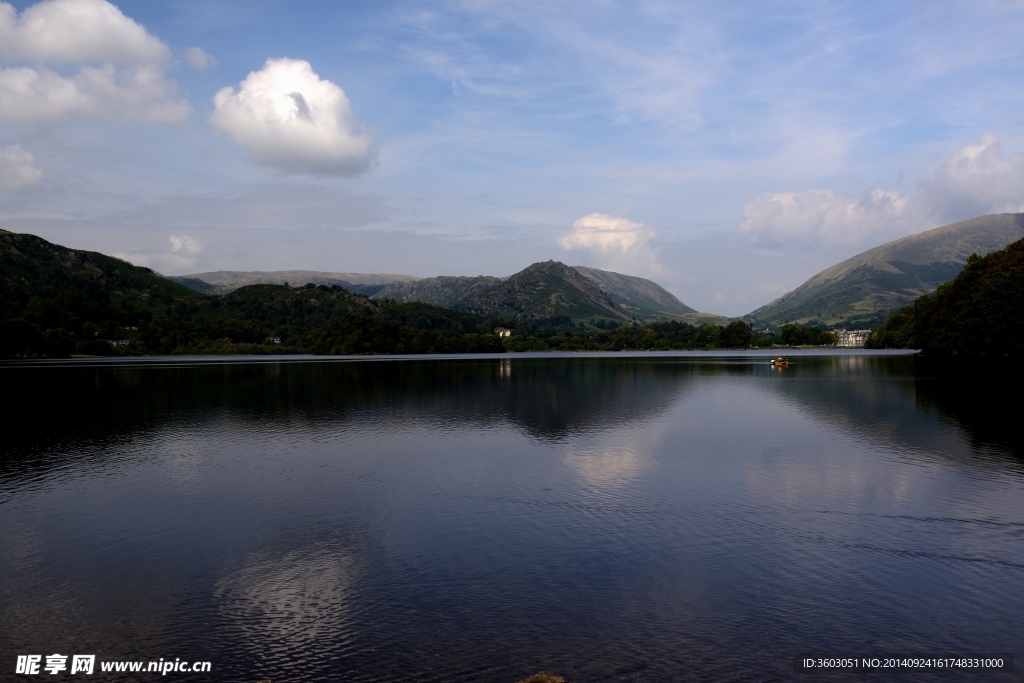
[1, 352, 1022, 682]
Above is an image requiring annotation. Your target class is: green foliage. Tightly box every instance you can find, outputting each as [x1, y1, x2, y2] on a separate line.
[866, 239, 1024, 355]
[777, 323, 831, 346]
[718, 321, 751, 348]
[692, 323, 721, 348]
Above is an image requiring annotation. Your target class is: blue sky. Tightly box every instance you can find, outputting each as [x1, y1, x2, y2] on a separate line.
[1, 0, 1023, 315]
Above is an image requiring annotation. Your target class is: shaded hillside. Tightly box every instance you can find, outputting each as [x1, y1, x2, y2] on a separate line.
[866, 237, 1024, 355]
[457, 261, 637, 322]
[0, 229, 204, 355]
[0, 230, 507, 357]
[373, 275, 501, 307]
[750, 213, 1024, 326]
[571, 266, 695, 318]
[171, 269, 417, 296]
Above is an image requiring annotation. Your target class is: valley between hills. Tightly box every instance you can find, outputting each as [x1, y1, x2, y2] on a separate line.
[2, 212, 1023, 357]
[170, 212, 1024, 330]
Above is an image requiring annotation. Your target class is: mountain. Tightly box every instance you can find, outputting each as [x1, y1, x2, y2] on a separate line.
[571, 266, 696, 318]
[373, 275, 502, 307]
[170, 270, 417, 296]
[0, 229, 201, 316]
[456, 261, 637, 322]
[0, 229, 204, 356]
[867, 237, 1024, 355]
[749, 213, 1024, 327]
[373, 264, 713, 323]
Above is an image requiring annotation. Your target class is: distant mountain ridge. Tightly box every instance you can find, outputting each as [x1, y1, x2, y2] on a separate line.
[173, 263, 710, 324]
[374, 275, 502, 308]
[169, 270, 417, 297]
[749, 213, 1024, 326]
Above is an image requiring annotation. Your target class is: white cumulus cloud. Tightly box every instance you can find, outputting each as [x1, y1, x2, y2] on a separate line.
[737, 188, 916, 247]
[0, 0, 189, 125]
[184, 46, 216, 70]
[0, 0, 168, 64]
[0, 64, 190, 123]
[169, 234, 201, 256]
[920, 134, 1024, 222]
[560, 213, 654, 252]
[0, 144, 42, 189]
[208, 58, 375, 176]
[559, 212, 662, 276]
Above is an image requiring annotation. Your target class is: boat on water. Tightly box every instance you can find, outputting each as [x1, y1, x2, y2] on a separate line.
[770, 357, 789, 367]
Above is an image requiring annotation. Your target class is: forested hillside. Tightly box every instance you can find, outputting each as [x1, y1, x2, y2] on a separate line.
[866, 237, 1024, 355]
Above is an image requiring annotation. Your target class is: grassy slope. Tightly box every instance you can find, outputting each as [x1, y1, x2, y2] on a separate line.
[571, 266, 697, 318]
[750, 213, 1024, 326]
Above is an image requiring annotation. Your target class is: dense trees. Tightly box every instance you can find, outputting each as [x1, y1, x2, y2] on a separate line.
[866, 240, 1024, 355]
[1, 290, 849, 358]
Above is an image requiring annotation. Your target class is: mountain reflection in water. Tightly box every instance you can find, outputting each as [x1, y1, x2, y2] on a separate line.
[1, 353, 1021, 683]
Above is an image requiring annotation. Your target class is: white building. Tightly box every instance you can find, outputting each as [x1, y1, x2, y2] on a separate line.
[834, 329, 871, 347]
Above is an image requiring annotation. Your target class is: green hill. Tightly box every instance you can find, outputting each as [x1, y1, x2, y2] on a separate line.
[456, 260, 638, 322]
[374, 263, 714, 323]
[749, 213, 1024, 327]
[0, 229, 206, 356]
[866, 237, 1024, 355]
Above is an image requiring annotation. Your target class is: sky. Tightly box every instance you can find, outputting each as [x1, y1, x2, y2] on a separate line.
[1, 0, 1024, 316]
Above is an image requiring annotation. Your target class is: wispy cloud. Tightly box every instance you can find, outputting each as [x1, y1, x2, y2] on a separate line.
[0, 144, 42, 190]
[183, 46, 216, 70]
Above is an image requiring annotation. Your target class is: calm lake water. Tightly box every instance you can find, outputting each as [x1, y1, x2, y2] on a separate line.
[1, 352, 1022, 682]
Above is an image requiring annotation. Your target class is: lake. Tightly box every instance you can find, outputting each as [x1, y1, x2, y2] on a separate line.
[1, 351, 1021, 682]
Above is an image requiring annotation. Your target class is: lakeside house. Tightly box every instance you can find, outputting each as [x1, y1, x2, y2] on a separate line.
[494, 327, 512, 337]
[834, 329, 871, 348]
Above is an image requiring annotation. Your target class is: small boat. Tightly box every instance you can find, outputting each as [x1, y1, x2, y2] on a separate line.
[770, 357, 789, 367]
